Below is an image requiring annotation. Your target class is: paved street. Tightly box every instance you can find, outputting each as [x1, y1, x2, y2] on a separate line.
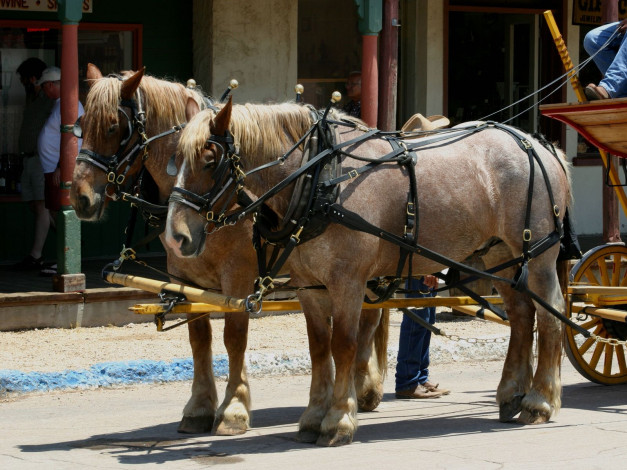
[2, 359, 627, 469]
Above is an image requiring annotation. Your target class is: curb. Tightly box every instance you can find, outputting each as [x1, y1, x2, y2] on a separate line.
[0, 338, 509, 395]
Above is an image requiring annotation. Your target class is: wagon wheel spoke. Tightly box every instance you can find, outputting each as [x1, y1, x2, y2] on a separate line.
[579, 318, 600, 332]
[603, 343, 614, 376]
[597, 257, 610, 286]
[576, 323, 603, 356]
[612, 254, 621, 286]
[588, 341, 605, 370]
[582, 269, 601, 286]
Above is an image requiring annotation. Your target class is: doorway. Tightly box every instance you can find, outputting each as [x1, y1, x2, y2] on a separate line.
[448, 11, 540, 132]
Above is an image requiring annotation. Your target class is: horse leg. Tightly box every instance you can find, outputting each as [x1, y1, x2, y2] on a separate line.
[178, 315, 218, 433]
[214, 312, 251, 435]
[295, 290, 334, 444]
[355, 308, 388, 412]
[519, 263, 564, 424]
[484, 248, 535, 422]
[316, 292, 363, 447]
[493, 284, 535, 422]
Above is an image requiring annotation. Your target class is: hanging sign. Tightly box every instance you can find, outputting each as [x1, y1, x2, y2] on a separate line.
[573, 1, 627, 25]
[0, 0, 93, 13]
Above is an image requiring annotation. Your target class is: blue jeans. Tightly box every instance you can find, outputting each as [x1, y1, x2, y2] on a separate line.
[395, 277, 435, 391]
[584, 22, 627, 98]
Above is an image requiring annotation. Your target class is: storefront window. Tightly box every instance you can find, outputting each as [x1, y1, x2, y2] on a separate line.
[0, 22, 139, 196]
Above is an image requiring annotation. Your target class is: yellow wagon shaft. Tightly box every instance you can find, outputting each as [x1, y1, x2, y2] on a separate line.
[104, 271, 508, 328]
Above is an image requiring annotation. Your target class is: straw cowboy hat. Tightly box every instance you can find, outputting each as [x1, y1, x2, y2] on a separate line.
[401, 113, 450, 133]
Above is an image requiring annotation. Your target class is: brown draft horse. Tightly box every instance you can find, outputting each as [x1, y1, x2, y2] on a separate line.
[165, 98, 572, 446]
[70, 65, 388, 437]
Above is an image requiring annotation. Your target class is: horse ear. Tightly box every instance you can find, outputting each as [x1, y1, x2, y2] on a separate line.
[211, 96, 232, 136]
[86, 63, 103, 88]
[185, 97, 200, 121]
[121, 66, 145, 101]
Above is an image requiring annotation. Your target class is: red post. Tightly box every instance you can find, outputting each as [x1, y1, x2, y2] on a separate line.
[59, 23, 79, 208]
[378, 0, 398, 131]
[361, 35, 379, 128]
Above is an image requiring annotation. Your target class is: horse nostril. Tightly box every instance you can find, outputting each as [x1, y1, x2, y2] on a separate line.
[78, 195, 91, 212]
[173, 232, 188, 250]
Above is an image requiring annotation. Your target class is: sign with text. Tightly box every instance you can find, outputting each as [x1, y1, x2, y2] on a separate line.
[573, 0, 627, 25]
[0, 0, 92, 13]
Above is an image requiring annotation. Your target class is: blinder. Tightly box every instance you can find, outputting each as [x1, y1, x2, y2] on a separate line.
[169, 129, 244, 229]
[72, 116, 83, 138]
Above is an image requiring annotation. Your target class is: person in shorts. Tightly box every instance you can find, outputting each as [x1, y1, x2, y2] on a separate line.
[12, 58, 54, 271]
[36, 66, 84, 275]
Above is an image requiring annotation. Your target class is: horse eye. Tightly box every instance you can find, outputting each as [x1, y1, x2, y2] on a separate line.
[203, 159, 216, 170]
[108, 124, 119, 135]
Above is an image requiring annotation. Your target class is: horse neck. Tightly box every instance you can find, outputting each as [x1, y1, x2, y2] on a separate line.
[233, 102, 314, 216]
[139, 82, 188, 204]
[242, 138, 305, 219]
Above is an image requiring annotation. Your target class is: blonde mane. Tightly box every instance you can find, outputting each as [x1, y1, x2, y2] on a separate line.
[179, 103, 315, 168]
[84, 72, 204, 143]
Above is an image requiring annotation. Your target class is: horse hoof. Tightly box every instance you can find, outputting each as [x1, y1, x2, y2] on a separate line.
[358, 390, 383, 412]
[518, 408, 550, 425]
[316, 432, 353, 447]
[499, 394, 524, 423]
[357, 390, 383, 411]
[177, 415, 214, 434]
[296, 429, 319, 444]
[214, 421, 248, 436]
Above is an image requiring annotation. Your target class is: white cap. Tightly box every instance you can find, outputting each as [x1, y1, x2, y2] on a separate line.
[35, 66, 61, 86]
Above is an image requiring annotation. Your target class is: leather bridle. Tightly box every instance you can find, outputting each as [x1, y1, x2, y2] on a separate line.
[74, 80, 185, 200]
[168, 129, 247, 230]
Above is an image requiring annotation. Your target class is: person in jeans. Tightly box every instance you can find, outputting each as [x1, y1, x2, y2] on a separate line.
[583, 19, 627, 100]
[395, 275, 450, 399]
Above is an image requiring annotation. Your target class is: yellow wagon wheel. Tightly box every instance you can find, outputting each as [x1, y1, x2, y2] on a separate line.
[566, 243, 627, 384]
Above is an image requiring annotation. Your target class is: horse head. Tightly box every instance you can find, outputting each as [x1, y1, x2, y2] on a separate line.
[165, 97, 235, 258]
[70, 63, 150, 220]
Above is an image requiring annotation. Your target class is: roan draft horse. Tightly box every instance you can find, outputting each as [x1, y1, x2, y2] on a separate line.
[70, 65, 388, 436]
[165, 98, 572, 446]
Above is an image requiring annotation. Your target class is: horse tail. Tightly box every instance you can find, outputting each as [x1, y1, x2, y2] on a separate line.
[375, 308, 390, 379]
[552, 146, 577, 294]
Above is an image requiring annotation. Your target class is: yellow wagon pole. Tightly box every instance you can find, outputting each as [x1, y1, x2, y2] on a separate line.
[104, 271, 247, 312]
[544, 10, 627, 216]
[106, 271, 508, 327]
[128, 295, 505, 314]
